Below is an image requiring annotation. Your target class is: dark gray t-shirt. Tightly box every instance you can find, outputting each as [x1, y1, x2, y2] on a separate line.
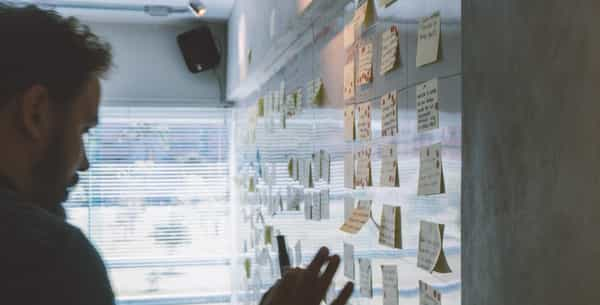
[0, 188, 115, 305]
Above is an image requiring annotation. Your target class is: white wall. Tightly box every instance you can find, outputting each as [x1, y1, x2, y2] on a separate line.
[84, 21, 227, 107]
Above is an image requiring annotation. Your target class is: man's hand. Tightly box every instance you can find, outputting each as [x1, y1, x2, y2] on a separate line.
[259, 247, 354, 305]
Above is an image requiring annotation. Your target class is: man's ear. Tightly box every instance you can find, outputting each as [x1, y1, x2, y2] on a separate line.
[18, 85, 52, 141]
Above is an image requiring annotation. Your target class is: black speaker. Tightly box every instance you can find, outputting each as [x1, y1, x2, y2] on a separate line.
[177, 26, 221, 73]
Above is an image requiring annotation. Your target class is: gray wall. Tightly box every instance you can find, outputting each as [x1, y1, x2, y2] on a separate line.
[462, 1, 600, 304]
[84, 22, 227, 106]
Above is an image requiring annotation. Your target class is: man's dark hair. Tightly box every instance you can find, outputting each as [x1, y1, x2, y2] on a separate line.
[0, 4, 112, 107]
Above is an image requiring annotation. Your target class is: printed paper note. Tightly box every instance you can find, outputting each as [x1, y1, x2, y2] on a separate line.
[417, 220, 452, 273]
[417, 143, 445, 195]
[417, 78, 439, 132]
[320, 189, 330, 219]
[416, 12, 441, 67]
[380, 144, 399, 187]
[344, 105, 356, 141]
[419, 281, 442, 305]
[380, 25, 399, 75]
[379, 205, 402, 248]
[381, 265, 399, 305]
[340, 205, 370, 234]
[356, 146, 372, 187]
[357, 102, 372, 140]
[344, 153, 355, 189]
[381, 90, 398, 137]
[344, 61, 355, 100]
[359, 258, 373, 298]
[343, 243, 355, 280]
[358, 42, 373, 85]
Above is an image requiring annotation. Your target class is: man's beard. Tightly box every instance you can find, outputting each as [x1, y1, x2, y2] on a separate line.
[30, 132, 70, 220]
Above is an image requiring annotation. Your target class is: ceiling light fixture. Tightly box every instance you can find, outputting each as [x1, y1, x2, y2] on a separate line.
[188, 0, 207, 17]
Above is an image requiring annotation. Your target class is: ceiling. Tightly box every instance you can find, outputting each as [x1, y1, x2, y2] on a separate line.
[5, 0, 235, 23]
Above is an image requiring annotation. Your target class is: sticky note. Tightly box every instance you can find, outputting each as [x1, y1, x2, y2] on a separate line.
[379, 204, 402, 249]
[417, 143, 445, 196]
[344, 105, 356, 141]
[357, 102, 372, 141]
[417, 220, 452, 273]
[359, 258, 373, 298]
[311, 192, 321, 221]
[340, 202, 371, 234]
[380, 144, 399, 187]
[381, 265, 399, 305]
[358, 41, 373, 85]
[419, 280, 442, 305]
[344, 61, 355, 100]
[380, 25, 399, 75]
[343, 242, 355, 280]
[355, 146, 372, 187]
[381, 90, 398, 137]
[353, 0, 375, 29]
[417, 78, 440, 133]
[304, 191, 312, 220]
[416, 12, 441, 67]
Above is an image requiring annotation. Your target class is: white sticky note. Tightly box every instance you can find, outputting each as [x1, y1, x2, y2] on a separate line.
[355, 146, 372, 188]
[380, 144, 399, 187]
[417, 78, 440, 133]
[343, 243, 355, 280]
[381, 265, 399, 305]
[419, 280, 442, 305]
[344, 22, 355, 49]
[340, 203, 371, 234]
[357, 102, 372, 141]
[380, 25, 400, 75]
[344, 197, 355, 221]
[320, 189, 330, 219]
[379, 204, 402, 249]
[344, 153, 355, 189]
[417, 220, 451, 273]
[344, 105, 356, 141]
[416, 12, 441, 67]
[417, 143, 445, 196]
[381, 90, 398, 137]
[344, 61, 355, 100]
[358, 41, 373, 85]
[359, 258, 373, 298]
[294, 240, 302, 267]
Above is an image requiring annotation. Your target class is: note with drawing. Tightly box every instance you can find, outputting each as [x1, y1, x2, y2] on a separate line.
[418, 143, 445, 195]
[416, 12, 441, 67]
[417, 220, 452, 273]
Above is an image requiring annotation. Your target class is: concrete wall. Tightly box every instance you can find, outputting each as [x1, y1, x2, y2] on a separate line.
[84, 22, 227, 106]
[462, 1, 600, 304]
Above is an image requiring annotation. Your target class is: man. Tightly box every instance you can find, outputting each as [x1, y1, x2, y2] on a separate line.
[0, 4, 353, 305]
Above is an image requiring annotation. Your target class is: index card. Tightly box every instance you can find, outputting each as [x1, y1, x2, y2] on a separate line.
[417, 143, 445, 195]
[381, 90, 398, 137]
[381, 265, 399, 305]
[356, 146, 372, 187]
[344, 105, 356, 141]
[417, 220, 452, 273]
[357, 102, 372, 141]
[380, 25, 399, 75]
[379, 205, 402, 248]
[344, 242, 355, 280]
[359, 258, 373, 298]
[419, 280, 442, 305]
[358, 41, 373, 85]
[416, 12, 441, 67]
[417, 78, 440, 133]
[380, 144, 399, 187]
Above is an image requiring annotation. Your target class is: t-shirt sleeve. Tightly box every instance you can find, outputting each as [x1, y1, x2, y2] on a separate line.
[58, 228, 116, 305]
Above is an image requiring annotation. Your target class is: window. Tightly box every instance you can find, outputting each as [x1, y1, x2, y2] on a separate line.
[65, 106, 232, 305]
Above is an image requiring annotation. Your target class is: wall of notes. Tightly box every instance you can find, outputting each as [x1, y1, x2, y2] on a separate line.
[229, 0, 461, 304]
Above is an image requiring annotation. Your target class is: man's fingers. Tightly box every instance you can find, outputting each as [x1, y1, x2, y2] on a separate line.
[330, 282, 354, 305]
[317, 255, 340, 296]
[306, 247, 330, 276]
